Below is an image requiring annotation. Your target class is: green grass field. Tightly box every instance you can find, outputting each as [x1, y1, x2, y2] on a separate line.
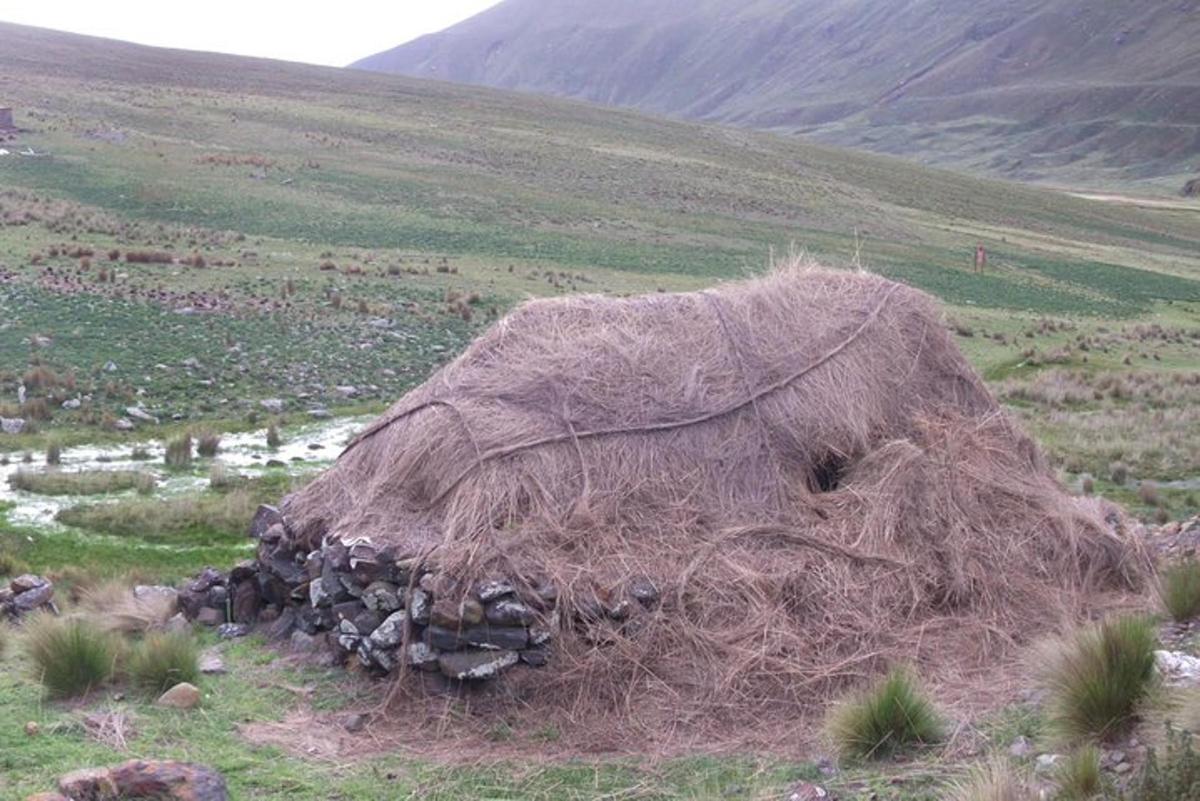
[0, 21, 1199, 801]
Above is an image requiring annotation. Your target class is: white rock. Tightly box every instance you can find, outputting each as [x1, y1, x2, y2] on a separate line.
[1155, 649, 1200, 686]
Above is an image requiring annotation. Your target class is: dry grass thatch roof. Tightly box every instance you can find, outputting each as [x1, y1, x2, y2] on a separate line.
[282, 262, 1143, 745]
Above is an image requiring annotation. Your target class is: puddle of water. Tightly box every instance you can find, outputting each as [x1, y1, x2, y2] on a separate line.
[1, 416, 368, 528]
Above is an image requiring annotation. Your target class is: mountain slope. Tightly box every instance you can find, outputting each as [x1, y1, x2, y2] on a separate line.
[1, 20, 1198, 310]
[353, 0, 1200, 188]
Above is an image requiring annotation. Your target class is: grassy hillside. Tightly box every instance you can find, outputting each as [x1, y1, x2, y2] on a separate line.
[354, 0, 1200, 190]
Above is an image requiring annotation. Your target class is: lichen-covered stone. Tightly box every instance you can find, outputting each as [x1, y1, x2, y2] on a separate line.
[437, 649, 520, 680]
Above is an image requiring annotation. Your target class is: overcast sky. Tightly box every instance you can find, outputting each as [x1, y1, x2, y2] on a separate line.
[0, 1, 501, 66]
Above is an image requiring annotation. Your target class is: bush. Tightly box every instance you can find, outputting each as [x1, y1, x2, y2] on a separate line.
[1121, 726, 1200, 800]
[951, 759, 1035, 801]
[45, 442, 62, 465]
[164, 434, 193, 469]
[826, 666, 943, 760]
[1045, 616, 1157, 742]
[195, 432, 221, 457]
[1159, 560, 1200, 622]
[1056, 745, 1104, 800]
[266, 423, 281, 449]
[128, 631, 199, 694]
[23, 614, 117, 698]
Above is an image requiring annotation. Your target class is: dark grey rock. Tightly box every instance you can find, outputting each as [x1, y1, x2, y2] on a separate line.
[430, 596, 483, 628]
[476, 580, 515, 603]
[369, 610, 407, 649]
[485, 599, 536, 627]
[407, 641, 440, 671]
[629, 576, 660, 608]
[13, 581, 54, 612]
[519, 646, 551, 667]
[217, 623, 249, 639]
[196, 607, 224, 626]
[331, 600, 362, 624]
[426, 624, 528, 652]
[267, 607, 297, 639]
[249, 505, 283, 539]
[437, 649, 519, 681]
[408, 589, 431, 625]
[362, 581, 402, 613]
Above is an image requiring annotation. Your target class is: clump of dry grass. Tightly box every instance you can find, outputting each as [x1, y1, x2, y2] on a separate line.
[8, 469, 156, 496]
[950, 759, 1036, 801]
[195, 431, 221, 457]
[164, 433, 193, 469]
[80, 581, 177, 635]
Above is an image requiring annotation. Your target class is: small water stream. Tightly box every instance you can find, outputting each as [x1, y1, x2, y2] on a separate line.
[1, 416, 369, 529]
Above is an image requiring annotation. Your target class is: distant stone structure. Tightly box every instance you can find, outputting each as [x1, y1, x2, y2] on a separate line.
[0, 107, 12, 130]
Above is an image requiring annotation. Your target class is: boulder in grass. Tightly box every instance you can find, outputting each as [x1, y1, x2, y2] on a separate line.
[57, 767, 117, 800]
[438, 649, 519, 681]
[156, 682, 201, 709]
[109, 760, 228, 801]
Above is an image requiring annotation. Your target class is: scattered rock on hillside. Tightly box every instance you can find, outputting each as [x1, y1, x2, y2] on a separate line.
[156, 682, 201, 709]
[0, 574, 56, 620]
[1155, 649, 1200, 686]
[33, 760, 228, 801]
[786, 783, 829, 801]
[109, 759, 228, 800]
[1147, 514, 1200, 557]
[125, 406, 158, 424]
[0, 416, 26, 434]
[1183, 178, 1200, 197]
[260, 398, 285, 413]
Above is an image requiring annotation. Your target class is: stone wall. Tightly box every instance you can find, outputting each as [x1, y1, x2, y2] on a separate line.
[178, 505, 558, 680]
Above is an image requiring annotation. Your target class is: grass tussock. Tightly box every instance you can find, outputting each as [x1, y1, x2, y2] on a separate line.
[164, 433, 193, 469]
[56, 473, 308, 543]
[826, 667, 943, 761]
[950, 759, 1036, 801]
[23, 613, 118, 698]
[1056, 745, 1104, 800]
[195, 431, 221, 457]
[8, 468, 156, 496]
[266, 423, 281, 449]
[1124, 726, 1200, 800]
[1044, 616, 1157, 743]
[80, 581, 178, 635]
[128, 630, 199, 694]
[1158, 559, 1200, 622]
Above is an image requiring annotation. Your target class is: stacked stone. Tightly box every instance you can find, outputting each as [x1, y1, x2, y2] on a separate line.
[179, 505, 557, 681]
[0, 574, 57, 620]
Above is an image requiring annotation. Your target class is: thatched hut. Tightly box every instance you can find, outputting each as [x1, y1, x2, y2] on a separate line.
[260, 263, 1141, 742]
